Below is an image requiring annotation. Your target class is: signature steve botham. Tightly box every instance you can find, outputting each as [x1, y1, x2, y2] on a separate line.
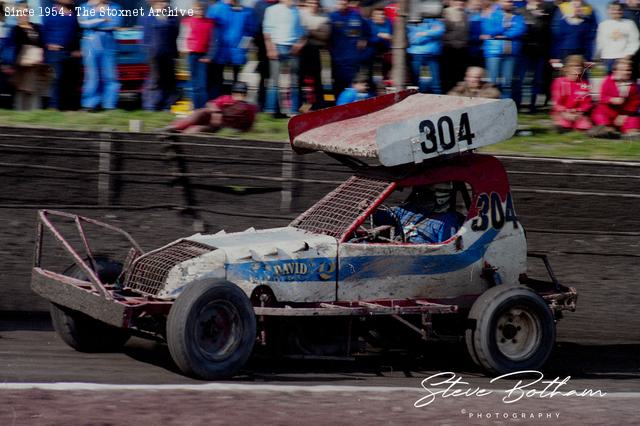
[414, 371, 606, 408]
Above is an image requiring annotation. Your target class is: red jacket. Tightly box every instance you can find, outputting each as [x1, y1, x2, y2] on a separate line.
[597, 75, 640, 116]
[183, 17, 214, 54]
[551, 76, 593, 113]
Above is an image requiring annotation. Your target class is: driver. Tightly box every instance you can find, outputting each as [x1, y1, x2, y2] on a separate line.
[375, 182, 464, 244]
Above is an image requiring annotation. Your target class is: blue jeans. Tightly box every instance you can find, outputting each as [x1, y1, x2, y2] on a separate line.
[486, 55, 517, 99]
[81, 33, 120, 109]
[188, 53, 209, 109]
[514, 54, 545, 109]
[410, 54, 441, 94]
[265, 44, 300, 114]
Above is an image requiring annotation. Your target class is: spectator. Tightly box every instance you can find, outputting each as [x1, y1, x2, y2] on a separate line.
[336, 74, 372, 105]
[182, 3, 214, 109]
[596, 1, 639, 73]
[0, 4, 13, 108]
[142, 0, 180, 111]
[263, 0, 306, 117]
[551, 0, 597, 64]
[514, 0, 555, 112]
[407, 4, 445, 94]
[591, 59, 640, 137]
[78, 0, 123, 111]
[365, 7, 392, 90]
[253, 0, 278, 110]
[299, 0, 329, 111]
[164, 82, 258, 133]
[481, 0, 526, 100]
[623, 0, 640, 78]
[467, 0, 491, 68]
[5, 5, 51, 110]
[42, 0, 81, 110]
[329, 0, 369, 99]
[441, 0, 469, 94]
[448, 66, 501, 98]
[206, 0, 255, 99]
[550, 55, 593, 132]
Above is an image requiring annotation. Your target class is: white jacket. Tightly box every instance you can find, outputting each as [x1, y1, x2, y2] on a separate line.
[596, 19, 640, 60]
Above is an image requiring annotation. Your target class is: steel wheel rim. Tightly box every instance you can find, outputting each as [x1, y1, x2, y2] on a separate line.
[196, 300, 243, 362]
[495, 306, 541, 361]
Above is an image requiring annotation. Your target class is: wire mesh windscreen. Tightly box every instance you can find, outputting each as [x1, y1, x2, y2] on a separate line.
[290, 175, 393, 239]
[124, 240, 214, 296]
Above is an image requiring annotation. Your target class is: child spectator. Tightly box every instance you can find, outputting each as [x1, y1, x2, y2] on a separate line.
[407, 4, 445, 94]
[163, 82, 258, 133]
[596, 1, 639, 73]
[481, 0, 526, 100]
[206, 0, 255, 99]
[448, 66, 501, 98]
[182, 3, 214, 109]
[550, 55, 593, 132]
[141, 0, 180, 111]
[591, 59, 640, 137]
[551, 0, 597, 64]
[329, 0, 369, 99]
[42, 0, 81, 110]
[336, 74, 372, 105]
[5, 5, 51, 110]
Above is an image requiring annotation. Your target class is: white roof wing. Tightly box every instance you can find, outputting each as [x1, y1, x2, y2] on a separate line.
[292, 94, 517, 167]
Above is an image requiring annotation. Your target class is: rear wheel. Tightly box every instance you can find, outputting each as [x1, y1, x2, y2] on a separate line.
[167, 280, 256, 380]
[465, 285, 556, 375]
[50, 257, 130, 352]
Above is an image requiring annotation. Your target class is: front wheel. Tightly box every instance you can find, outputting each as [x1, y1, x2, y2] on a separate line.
[166, 280, 256, 380]
[50, 256, 130, 352]
[465, 285, 556, 375]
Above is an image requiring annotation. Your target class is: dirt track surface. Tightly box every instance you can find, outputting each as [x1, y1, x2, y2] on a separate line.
[1, 387, 638, 426]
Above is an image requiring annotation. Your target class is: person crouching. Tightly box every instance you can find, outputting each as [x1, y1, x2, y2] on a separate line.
[163, 82, 258, 133]
[550, 55, 594, 133]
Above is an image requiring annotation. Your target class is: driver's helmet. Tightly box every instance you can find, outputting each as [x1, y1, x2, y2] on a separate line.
[408, 182, 453, 214]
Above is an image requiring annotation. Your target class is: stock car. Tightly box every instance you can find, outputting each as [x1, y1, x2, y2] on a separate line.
[31, 90, 577, 379]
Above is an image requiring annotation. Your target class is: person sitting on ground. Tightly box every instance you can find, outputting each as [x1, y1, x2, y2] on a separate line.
[590, 58, 640, 138]
[550, 54, 593, 133]
[447, 66, 501, 99]
[163, 81, 258, 133]
[336, 74, 373, 105]
[372, 182, 465, 244]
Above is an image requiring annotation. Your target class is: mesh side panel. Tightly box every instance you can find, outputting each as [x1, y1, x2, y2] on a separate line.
[291, 175, 392, 239]
[124, 240, 214, 296]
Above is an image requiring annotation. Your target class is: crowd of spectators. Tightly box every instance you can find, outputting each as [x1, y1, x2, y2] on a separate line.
[1, 0, 640, 137]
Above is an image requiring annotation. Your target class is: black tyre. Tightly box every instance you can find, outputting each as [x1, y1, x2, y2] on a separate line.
[465, 285, 556, 375]
[50, 256, 130, 352]
[166, 280, 256, 380]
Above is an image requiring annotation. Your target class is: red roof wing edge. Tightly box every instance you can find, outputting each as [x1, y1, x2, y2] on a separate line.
[287, 89, 417, 154]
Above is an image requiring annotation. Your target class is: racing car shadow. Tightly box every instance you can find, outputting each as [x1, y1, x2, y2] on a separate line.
[122, 340, 640, 382]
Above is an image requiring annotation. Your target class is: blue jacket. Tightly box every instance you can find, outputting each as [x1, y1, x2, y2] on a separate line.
[481, 6, 526, 57]
[336, 87, 371, 105]
[42, 11, 80, 52]
[551, 3, 597, 60]
[407, 19, 445, 56]
[374, 206, 464, 244]
[369, 18, 392, 51]
[468, 10, 484, 58]
[141, 14, 179, 58]
[207, 3, 256, 65]
[329, 9, 370, 62]
[77, 2, 123, 32]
